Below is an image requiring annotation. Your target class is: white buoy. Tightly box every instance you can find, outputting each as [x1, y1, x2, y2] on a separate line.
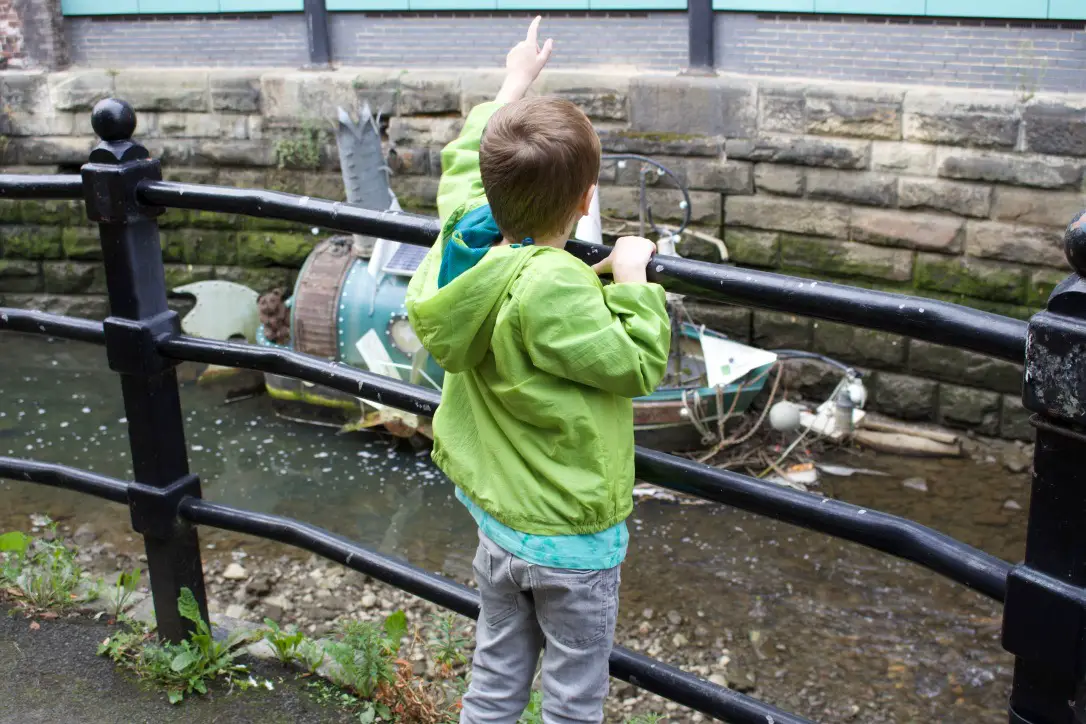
[769, 401, 802, 432]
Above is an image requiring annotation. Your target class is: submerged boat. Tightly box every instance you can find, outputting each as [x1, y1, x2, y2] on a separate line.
[182, 103, 778, 452]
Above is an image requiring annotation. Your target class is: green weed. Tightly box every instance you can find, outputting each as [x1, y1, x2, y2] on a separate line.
[0, 522, 86, 610]
[262, 617, 306, 666]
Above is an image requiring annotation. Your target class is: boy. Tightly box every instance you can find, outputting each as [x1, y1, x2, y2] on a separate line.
[406, 17, 671, 724]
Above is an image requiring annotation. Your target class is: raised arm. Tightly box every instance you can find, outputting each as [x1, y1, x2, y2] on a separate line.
[435, 16, 554, 223]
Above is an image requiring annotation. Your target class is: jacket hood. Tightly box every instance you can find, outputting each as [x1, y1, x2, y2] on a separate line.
[408, 204, 543, 373]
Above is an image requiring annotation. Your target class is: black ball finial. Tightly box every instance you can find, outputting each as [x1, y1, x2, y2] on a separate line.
[1064, 209, 1086, 279]
[91, 98, 137, 142]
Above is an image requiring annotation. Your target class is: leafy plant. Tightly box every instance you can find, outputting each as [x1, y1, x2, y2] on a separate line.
[273, 120, 327, 170]
[323, 612, 405, 699]
[262, 617, 306, 666]
[110, 567, 141, 619]
[426, 612, 471, 672]
[628, 715, 667, 724]
[0, 523, 85, 610]
[518, 690, 544, 724]
[98, 587, 252, 704]
[298, 637, 326, 674]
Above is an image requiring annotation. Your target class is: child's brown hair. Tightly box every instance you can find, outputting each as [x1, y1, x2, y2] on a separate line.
[480, 97, 601, 242]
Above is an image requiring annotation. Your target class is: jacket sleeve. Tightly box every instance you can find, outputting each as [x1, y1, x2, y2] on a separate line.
[519, 266, 671, 398]
[436, 101, 503, 225]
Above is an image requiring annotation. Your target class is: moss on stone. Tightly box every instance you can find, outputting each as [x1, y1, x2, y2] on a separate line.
[0, 259, 43, 292]
[160, 229, 238, 266]
[1028, 268, 1069, 307]
[235, 214, 308, 232]
[42, 261, 103, 294]
[1, 225, 64, 260]
[214, 265, 294, 293]
[914, 253, 1027, 305]
[780, 234, 911, 282]
[724, 228, 780, 268]
[163, 264, 215, 290]
[20, 200, 82, 226]
[187, 209, 242, 230]
[61, 227, 102, 260]
[236, 232, 315, 268]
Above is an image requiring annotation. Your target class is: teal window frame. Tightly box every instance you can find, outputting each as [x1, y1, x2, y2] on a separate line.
[711, 0, 1085, 19]
[61, 0, 303, 14]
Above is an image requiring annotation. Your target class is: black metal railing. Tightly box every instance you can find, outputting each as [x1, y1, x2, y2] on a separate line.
[0, 97, 1083, 724]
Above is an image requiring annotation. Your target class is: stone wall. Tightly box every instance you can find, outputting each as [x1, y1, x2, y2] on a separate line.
[2, 66, 1082, 440]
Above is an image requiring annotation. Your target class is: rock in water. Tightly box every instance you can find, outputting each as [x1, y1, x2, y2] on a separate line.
[225, 603, 248, 619]
[902, 477, 929, 493]
[73, 524, 97, 546]
[222, 563, 248, 580]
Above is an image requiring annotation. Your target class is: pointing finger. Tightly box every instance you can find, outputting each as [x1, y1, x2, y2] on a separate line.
[539, 38, 554, 64]
[526, 16, 541, 45]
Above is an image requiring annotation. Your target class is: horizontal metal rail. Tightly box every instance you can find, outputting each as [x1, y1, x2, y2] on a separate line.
[0, 307, 1012, 601]
[135, 178, 1027, 363]
[0, 308, 106, 345]
[0, 173, 83, 200]
[0, 455, 811, 724]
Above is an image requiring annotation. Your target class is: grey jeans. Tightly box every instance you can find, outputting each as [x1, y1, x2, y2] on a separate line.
[460, 531, 620, 724]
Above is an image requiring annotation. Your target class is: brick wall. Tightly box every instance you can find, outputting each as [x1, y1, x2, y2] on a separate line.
[716, 13, 1086, 94]
[0, 0, 24, 69]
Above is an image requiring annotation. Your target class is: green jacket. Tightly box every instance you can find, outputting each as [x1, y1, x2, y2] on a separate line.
[405, 101, 671, 536]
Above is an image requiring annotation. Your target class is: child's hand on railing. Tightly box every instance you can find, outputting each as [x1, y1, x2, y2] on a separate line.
[496, 16, 554, 104]
[592, 236, 657, 285]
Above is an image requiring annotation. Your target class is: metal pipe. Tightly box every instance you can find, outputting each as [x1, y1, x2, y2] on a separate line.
[0, 173, 83, 199]
[634, 447, 1011, 602]
[0, 308, 106, 345]
[134, 179, 1028, 364]
[303, 0, 332, 67]
[0, 457, 128, 504]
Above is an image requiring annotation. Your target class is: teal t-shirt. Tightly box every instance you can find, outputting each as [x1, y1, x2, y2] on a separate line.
[456, 488, 627, 570]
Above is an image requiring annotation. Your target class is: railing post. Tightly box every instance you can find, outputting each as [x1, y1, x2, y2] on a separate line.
[80, 98, 209, 643]
[304, 0, 332, 67]
[1003, 211, 1086, 724]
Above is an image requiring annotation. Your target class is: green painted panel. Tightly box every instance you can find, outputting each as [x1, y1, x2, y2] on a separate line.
[926, 0, 1048, 18]
[713, 0, 814, 10]
[1049, 0, 1086, 19]
[221, 0, 304, 10]
[498, 0, 589, 8]
[814, 0, 923, 13]
[408, 0, 497, 8]
[591, 0, 686, 8]
[138, 0, 220, 12]
[62, 0, 139, 14]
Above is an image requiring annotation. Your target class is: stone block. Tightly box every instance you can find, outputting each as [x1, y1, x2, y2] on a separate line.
[939, 383, 1001, 435]
[812, 321, 906, 369]
[759, 93, 805, 134]
[150, 112, 248, 140]
[780, 235, 913, 282]
[0, 260, 42, 293]
[725, 134, 870, 170]
[0, 294, 109, 320]
[682, 302, 752, 342]
[42, 261, 104, 294]
[937, 148, 1084, 190]
[753, 164, 805, 197]
[674, 227, 730, 263]
[1001, 395, 1034, 441]
[805, 92, 903, 140]
[115, 70, 210, 112]
[389, 147, 432, 176]
[164, 264, 215, 290]
[237, 232, 317, 268]
[8, 136, 95, 166]
[262, 70, 383, 121]
[898, 178, 991, 218]
[387, 116, 463, 147]
[874, 372, 937, 421]
[723, 228, 779, 267]
[1, 225, 63, 259]
[849, 208, 964, 253]
[18, 200, 82, 226]
[725, 196, 849, 238]
[871, 142, 936, 176]
[598, 129, 721, 157]
[396, 71, 462, 116]
[195, 140, 276, 168]
[164, 167, 219, 185]
[47, 70, 114, 112]
[1, 72, 47, 114]
[160, 229, 238, 266]
[614, 156, 750, 194]
[1023, 100, 1086, 157]
[600, 186, 720, 225]
[303, 172, 347, 202]
[389, 176, 440, 212]
[914, 253, 1027, 304]
[964, 221, 1066, 268]
[1, 111, 75, 137]
[990, 187, 1086, 228]
[629, 75, 756, 138]
[213, 265, 295, 293]
[1028, 268, 1068, 307]
[537, 71, 629, 121]
[903, 90, 1019, 149]
[209, 71, 262, 113]
[806, 169, 897, 207]
[142, 139, 199, 166]
[752, 310, 811, 349]
[910, 339, 1023, 394]
[61, 227, 102, 261]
